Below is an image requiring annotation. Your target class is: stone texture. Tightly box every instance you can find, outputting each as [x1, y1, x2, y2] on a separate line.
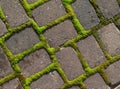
[0, 19, 7, 37]
[30, 71, 64, 89]
[0, 0, 29, 27]
[19, 49, 51, 77]
[44, 20, 77, 47]
[105, 60, 120, 85]
[5, 27, 40, 54]
[27, 0, 38, 3]
[115, 85, 120, 89]
[98, 23, 120, 56]
[68, 86, 80, 89]
[84, 73, 110, 89]
[32, 0, 66, 26]
[77, 35, 106, 68]
[72, 0, 100, 29]
[0, 46, 13, 79]
[96, 0, 120, 19]
[56, 47, 84, 80]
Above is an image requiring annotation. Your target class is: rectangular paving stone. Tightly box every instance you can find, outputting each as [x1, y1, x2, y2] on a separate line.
[5, 27, 40, 54]
[97, 23, 120, 56]
[96, 0, 120, 19]
[19, 49, 51, 77]
[0, 0, 29, 27]
[27, 0, 38, 3]
[56, 47, 84, 80]
[0, 19, 7, 37]
[32, 0, 66, 26]
[72, 0, 100, 29]
[44, 20, 77, 47]
[77, 35, 106, 68]
[30, 71, 64, 89]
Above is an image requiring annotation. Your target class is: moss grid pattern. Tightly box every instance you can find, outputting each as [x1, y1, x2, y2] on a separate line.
[0, 0, 120, 89]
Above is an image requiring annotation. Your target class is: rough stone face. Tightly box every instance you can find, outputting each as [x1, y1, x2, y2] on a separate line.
[0, 0, 29, 27]
[96, 0, 120, 19]
[97, 23, 120, 56]
[56, 47, 84, 80]
[72, 0, 100, 29]
[44, 20, 77, 47]
[84, 73, 110, 89]
[68, 86, 80, 89]
[5, 27, 40, 54]
[32, 0, 66, 26]
[27, 0, 38, 3]
[0, 19, 7, 37]
[19, 49, 51, 77]
[30, 71, 64, 89]
[77, 35, 106, 68]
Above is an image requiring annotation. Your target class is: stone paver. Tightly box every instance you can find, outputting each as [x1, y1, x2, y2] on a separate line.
[0, 19, 7, 37]
[30, 71, 64, 89]
[5, 27, 40, 54]
[27, 0, 38, 3]
[56, 47, 84, 80]
[32, 0, 66, 26]
[77, 35, 106, 68]
[68, 86, 80, 89]
[44, 20, 77, 47]
[19, 49, 51, 77]
[98, 23, 120, 56]
[72, 0, 100, 29]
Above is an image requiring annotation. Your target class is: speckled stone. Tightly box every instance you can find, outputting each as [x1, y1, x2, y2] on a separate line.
[0, 19, 7, 37]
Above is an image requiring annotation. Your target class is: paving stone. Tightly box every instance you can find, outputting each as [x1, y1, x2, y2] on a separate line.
[32, 0, 66, 26]
[19, 49, 51, 77]
[44, 20, 77, 47]
[0, 0, 29, 27]
[56, 47, 84, 80]
[77, 35, 106, 68]
[97, 23, 120, 56]
[68, 86, 80, 89]
[5, 27, 40, 54]
[0, 46, 13, 79]
[96, 0, 120, 19]
[27, 0, 38, 3]
[0, 19, 7, 37]
[84, 73, 110, 89]
[105, 60, 120, 85]
[72, 0, 100, 29]
[30, 71, 64, 89]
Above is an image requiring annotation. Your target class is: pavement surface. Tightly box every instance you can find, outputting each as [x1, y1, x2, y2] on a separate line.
[0, 0, 120, 89]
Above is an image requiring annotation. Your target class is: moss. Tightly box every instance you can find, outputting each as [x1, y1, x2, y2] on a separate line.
[0, 7, 6, 21]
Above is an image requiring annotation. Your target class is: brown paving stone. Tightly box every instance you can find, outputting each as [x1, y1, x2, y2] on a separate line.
[56, 47, 84, 80]
[32, 0, 66, 26]
[98, 23, 120, 56]
[5, 27, 40, 54]
[19, 49, 51, 77]
[77, 35, 106, 68]
[84, 73, 110, 89]
[96, 0, 120, 19]
[0, 0, 29, 27]
[0, 19, 7, 37]
[30, 71, 64, 89]
[44, 20, 77, 47]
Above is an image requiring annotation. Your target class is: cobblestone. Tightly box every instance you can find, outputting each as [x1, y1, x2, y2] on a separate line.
[68, 86, 80, 89]
[0, 19, 7, 37]
[27, 0, 38, 3]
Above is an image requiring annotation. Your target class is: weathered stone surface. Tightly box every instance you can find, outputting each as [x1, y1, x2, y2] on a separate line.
[0, 19, 7, 37]
[84, 73, 110, 89]
[30, 71, 64, 89]
[0, 0, 29, 27]
[98, 23, 120, 56]
[77, 35, 106, 68]
[56, 47, 84, 80]
[27, 0, 38, 3]
[96, 0, 120, 19]
[5, 27, 40, 54]
[68, 86, 80, 89]
[32, 0, 66, 26]
[72, 0, 100, 29]
[19, 49, 51, 77]
[44, 20, 77, 47]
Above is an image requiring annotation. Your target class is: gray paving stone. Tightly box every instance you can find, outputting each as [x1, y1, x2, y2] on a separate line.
[0, 0, 29, 27]
[5, 27, 40, 54]
[68, 86, 80, 89]
[56, 47, 84, 80]
[27, 0, 38, 3]
[96, 0, 120, 19]
[97, 23, 120, 56]
[0, 46, 13, 79]
[19, 49, 51, 77]
[84, 73, 110, 89]
[32, 0, 66, 26]
[0, 19, 7, 37]
[72, 0, 100, 29]
[44, 20, 77, 47]
[77, 35, 106, 68]
[30, 71, 64, 89]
